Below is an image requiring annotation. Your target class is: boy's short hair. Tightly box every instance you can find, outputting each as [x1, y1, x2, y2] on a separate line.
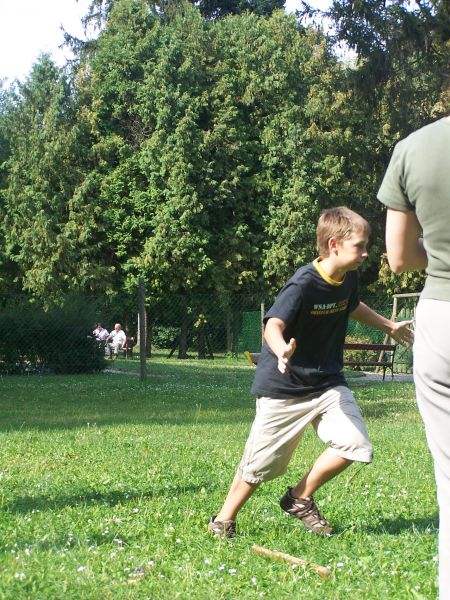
[316, 206, 370, 256]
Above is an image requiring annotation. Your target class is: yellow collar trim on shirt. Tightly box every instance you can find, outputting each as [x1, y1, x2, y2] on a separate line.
[313, 257, 344, 286]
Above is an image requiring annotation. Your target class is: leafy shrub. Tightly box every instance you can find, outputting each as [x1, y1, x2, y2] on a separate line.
[151, 325, 179, 350]
[0, 296, 105, 375]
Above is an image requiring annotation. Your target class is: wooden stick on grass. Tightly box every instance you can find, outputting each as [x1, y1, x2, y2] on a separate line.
[252, 544, 331, 580]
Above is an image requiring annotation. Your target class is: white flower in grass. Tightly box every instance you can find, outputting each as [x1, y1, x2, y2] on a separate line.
[336, 562, 344, 568]
[204, 558, 212, 565]
[175, 538, 181, 544]
[251, 577, 257, 584]
[132, 508, 139, 513]
[218, 565, 226, 571]
[14, 573, 26, 580]
[77, 566, 87, 572]
[228, 568, 237, 575]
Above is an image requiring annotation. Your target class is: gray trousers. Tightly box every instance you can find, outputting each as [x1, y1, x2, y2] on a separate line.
[106, 341, 122, 356]
[414, 299, 450, 599]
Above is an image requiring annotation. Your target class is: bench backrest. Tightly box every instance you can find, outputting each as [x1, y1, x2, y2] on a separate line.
[343, 343, 396, 351]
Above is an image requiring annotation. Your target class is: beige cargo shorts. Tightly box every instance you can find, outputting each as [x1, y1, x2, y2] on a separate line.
[237, 385, 373, 484]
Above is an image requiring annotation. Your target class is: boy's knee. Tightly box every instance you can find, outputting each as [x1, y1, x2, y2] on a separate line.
[237, 460, 289, 484]
[329, 437, 373, 463]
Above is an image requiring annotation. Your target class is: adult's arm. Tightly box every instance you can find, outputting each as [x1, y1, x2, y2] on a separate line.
[385, 208, 428, 273]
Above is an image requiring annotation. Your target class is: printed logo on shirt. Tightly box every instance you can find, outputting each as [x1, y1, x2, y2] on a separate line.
[310, 299, 349, 315]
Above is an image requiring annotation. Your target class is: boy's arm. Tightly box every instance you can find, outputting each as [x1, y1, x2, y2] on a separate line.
[350, 302, 414, 347]
[264, 317, 297, 374]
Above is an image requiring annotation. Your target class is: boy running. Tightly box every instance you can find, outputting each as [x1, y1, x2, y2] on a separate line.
[209, 206, 413, 538]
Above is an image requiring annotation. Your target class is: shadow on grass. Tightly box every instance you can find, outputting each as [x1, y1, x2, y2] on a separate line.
[0, 407, 255, 432]
[0, 371, 415, 430]
[366, 514, 439, 535]
[358, 400, 415, 419]
[5, 482, 213, 515]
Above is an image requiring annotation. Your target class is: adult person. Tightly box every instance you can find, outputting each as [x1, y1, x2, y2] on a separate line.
[378, 114, 450, 599]
[106, 323, 127, 359]
[92, 323, 109, 343]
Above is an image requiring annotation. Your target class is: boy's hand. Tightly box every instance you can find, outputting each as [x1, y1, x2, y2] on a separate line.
[389, 320, 414, 347]
[277, 338, 297, 374]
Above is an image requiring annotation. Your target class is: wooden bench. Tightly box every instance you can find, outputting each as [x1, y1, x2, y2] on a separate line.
[244, 342, 397, 381]
[343, 342, 397, 380]
[122, 336, 136, 359]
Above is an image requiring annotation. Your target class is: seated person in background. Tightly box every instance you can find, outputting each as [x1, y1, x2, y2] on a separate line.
[106, 323, 127, 358]
[93, 323, 109, 343]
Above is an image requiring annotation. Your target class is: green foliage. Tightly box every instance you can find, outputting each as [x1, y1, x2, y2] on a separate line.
[151, 324, 179, 348]
[371, 253, 427, 296]
[0, 1, 447, 303]
[324, 0, 449, 125]
[1, 57, 112, 299]
[193, 0, 285, 19]
[0, 296, 105, 374]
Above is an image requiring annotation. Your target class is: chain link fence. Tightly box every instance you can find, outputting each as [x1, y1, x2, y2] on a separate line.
[0, 290, 416, 376]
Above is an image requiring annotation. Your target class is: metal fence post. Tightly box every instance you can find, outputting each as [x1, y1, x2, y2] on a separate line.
[260, 302, 265, 347]
[138, 279, 147, 380]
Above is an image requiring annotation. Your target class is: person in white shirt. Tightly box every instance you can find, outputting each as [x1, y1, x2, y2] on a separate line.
[106, 323, 127, 358]
[93, 323, 109, 342]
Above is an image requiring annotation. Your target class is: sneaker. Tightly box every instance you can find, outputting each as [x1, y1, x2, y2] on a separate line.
[279, 488, 333, 536]
[208, 516, 236, 539]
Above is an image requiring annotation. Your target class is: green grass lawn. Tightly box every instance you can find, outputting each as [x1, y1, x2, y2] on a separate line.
[0, 361, 437, 599]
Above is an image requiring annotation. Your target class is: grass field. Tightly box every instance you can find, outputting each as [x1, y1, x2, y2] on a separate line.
[0, 359, 437, 599]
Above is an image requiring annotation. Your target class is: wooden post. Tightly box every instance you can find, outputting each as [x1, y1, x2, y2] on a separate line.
[378, 293, 419, 373]
[138, 279, 147, 381]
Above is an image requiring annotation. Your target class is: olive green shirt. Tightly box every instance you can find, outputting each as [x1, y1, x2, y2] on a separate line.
[377, 117, 450, 301]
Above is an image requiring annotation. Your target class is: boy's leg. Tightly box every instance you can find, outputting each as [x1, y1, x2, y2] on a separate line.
[209, 395, 321, 537]
[279, 450, 352, 536]
[291, 448, 352, 499]
[280, 386, 372, 536]
[208, 475, 258, 538]
[214, 473, 259, 522]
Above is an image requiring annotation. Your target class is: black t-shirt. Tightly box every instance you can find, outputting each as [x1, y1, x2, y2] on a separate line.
[251, 260, 360, 399]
